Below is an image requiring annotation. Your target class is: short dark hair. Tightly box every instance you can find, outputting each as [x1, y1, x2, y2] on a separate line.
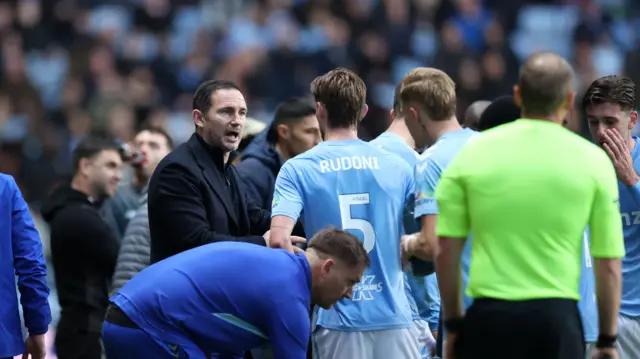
[136, 125, 174, 150]
[266, 98, 317, 144]
[517, 52, 574, 116]
[392, 83, 402, 116]
[582, 75, 637, 112]
[72, 137, 120, 171]
[310, 68, 367, 129]
[193, 80, 241, 113]
[478, 96, 521, 131]
[308, 227, 371, 269]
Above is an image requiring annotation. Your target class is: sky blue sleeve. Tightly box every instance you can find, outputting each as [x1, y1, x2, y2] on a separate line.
[424, 274, 440, 330]
[628, 181, 640, 207]
[267, 295, 310, 359]
[10, 177, 51, 335]
[272, 162, 304, 222]
[414, 158, 441, 218]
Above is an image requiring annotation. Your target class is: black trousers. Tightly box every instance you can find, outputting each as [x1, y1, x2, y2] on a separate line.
[455, 298, 585, 359]
[55, 326, 102, 359]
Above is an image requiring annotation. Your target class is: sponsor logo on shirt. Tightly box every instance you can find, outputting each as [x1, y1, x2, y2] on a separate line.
[272, 193, 281, 209]
[352, 275, 383, 301]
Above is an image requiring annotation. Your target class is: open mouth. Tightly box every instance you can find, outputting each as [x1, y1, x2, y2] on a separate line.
[226, 130, 241, 141]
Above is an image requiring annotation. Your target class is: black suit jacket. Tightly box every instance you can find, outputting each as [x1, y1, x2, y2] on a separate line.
[148, 134, 273, 263]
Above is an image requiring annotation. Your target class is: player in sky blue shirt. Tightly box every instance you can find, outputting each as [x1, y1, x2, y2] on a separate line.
[371, 129, 439, 357]
[583, 75, 639, 359]
[412, 128, 477, 311]
[102, 229, 369, 359]
[270, 67, 421, 359]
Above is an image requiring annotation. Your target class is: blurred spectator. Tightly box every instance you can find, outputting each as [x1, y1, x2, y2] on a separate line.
[237, 98, 321, 210]
[3, 0, 640, 206]
[102, 126, 173, 241]
[41, 137, 123, 359]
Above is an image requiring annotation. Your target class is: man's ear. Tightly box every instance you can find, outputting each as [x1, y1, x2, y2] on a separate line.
[389, 109, 395, 121]
[629, 111, 639, 130]
[360, 104, 369, 120]
[513, 85, 522, 108]
[192, 110, 205, 129]
[277, 124, 290, 141]
[563, 91, 576, 112]
[78, 157, 91, 177]
[320, 258, 334, 277]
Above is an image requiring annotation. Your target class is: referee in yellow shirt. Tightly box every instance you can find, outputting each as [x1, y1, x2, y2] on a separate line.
[435, 52, 625, 359]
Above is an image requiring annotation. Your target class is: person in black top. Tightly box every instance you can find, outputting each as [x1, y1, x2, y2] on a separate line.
[41, 137, 124, 359]
[147, 80, 305, 264]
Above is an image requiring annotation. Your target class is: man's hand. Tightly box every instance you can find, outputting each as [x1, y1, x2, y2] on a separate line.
[603, 129, 639, 187]
[266, 230, 307, 254]
[591, 347, 618, 359]
[263, 230, 271, 246]
[23, 334, 46, 359]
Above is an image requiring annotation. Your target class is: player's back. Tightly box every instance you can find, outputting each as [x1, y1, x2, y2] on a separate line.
[451, 119, 615, 300]
[281, 139, 414, 331]
[111, 242, 310, 352]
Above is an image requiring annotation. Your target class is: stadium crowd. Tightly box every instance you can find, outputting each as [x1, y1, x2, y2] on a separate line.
[1, 0, 640, 359]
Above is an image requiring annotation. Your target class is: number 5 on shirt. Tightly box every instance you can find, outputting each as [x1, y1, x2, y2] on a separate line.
[338, 193, 376, 253]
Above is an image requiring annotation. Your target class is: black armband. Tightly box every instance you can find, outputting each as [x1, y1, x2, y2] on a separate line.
[596, 334, 617, 348]
[444, 317, 464, 333]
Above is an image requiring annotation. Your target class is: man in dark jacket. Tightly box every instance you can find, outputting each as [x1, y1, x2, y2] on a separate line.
[42, 137, 123, 359]
[147, 81, 306, 264]
[236, 98, 321, 210]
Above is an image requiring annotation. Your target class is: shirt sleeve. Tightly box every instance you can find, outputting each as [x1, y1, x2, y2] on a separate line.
[271, 162, 303, 221]
[414, 158, 442, 218]
[266, 294, 310, 359]
[435, 158, 470, 238]
[10, 177, 52, 335]
[589, 157, 625, 258]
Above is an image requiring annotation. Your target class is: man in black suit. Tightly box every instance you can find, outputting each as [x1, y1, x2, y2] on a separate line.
[148, 80, 305, 264]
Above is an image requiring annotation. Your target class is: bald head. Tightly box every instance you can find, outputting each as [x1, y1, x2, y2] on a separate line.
[517, 52, 574, 117]
[463, 101, 490, 130]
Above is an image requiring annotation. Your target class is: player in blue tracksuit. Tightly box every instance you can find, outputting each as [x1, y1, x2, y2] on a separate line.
[102, 228, 369, 359]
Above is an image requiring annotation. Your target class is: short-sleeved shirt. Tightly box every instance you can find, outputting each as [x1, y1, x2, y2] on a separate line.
[272, 139, 414, 331]
[436, 119, 625, 301]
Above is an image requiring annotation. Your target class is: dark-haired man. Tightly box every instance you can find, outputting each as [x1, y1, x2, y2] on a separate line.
[237, 98, 321, 210]
[148, 80, 305, 263]
[584, 75, 640, 359]
[103, 228, 369, 359]
[42, 137, 124, 359]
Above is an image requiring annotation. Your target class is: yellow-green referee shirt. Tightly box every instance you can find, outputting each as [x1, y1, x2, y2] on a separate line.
[435, 119, 625, 301]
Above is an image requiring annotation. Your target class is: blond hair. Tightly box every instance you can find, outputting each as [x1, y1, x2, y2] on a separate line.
[399, 67, 457, 121]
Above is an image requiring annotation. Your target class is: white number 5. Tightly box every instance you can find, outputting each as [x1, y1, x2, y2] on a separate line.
[338, 193, 376, 253]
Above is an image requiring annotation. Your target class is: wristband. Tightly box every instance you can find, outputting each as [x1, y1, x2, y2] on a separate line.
[596, 334, 617, 348]
[404, 234, 416, 254]
[444, 317, 464, 333]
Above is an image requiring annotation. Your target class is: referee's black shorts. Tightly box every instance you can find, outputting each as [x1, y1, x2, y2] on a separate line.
[455, 298, 585, 359]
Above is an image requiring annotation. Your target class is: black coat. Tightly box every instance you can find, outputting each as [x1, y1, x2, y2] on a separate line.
[148, 134, 273, 263]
